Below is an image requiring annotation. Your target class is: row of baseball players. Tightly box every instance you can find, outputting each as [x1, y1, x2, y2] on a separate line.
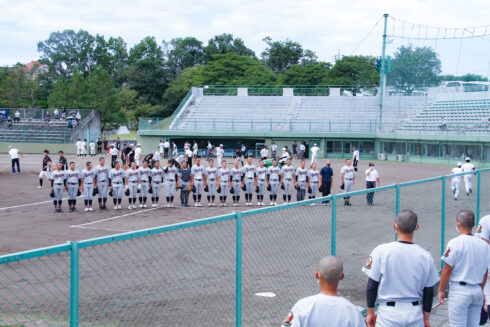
[450, 157, 477, 200]
[283, 209, 490, 327]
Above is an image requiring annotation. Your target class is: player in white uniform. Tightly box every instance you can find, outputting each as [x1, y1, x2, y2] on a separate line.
[217, 160, 231, 206]
[138, 161, 151, 208]
[230, 161, 243, 206]
[476, 214, 490, 315]
[81, 139, 87, 157]
[204, 159, 218, 206]
[310, 143, 320, 165]
[94, 157, 110, 210]
[438, 210, 490, 327]
[192, 142, 199, 160]
[159, 140, 165, 155]
[163, 140, 170, 158]
[39, 150, 52, 189]
[260, 146, 268, 160]
[206, 141, 213, 161]
[281, 158, 295, 204]
[242, 157, 257, 206]
[352, 146, 359, 172]
[164, 160, 179, 207]
[66, 162, 81, 212]
[76, 139, 82, 157]
[109, 144, 118, 168]
[50, 163, 66, 212]
[81, 161, 96, 212]
[191, 158, 205, 206]
[109, 161, 125, 210]
[172, 141, 178, 157]
[134, 144, 142, 167]
[363, 209, 439, 327]
[89, 141, 96, 157]
[461, 157, 476, 196]
[267, 159, 281, 205]
[295, 160, 308, 202]
[216, 144, 225, 167]
[307, 163, 320, 204]
[340, 159, 355, 206]
[256, 160, 267, 206]
[125, 162, 140, 209]
[450, 162, 463, 200]
[283, 256, 365, 327]
[150, 161, 164, 207]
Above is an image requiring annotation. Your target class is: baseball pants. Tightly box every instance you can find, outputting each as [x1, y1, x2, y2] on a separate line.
[207, 180, 216, 196]
[166, 180, 176, 197]
[112, 184, 123, 199]
[448, 283, 483, 327]
[451, 180, 461, 198]
[220, 183, 229, 195]
[111, 155, 117, 168]
[310, 155, 318, 165]
[297, 181, 307, 201]
[194, 179, 203, 198]
[217, 156, 223, 167]
[152, 182, 162, 199]
[140, 181, 149, 198]
[283, 179, 293, 195]
[257, 180, 266, 196]
[464, 175, 473, 193]
[83, 184, 94, 201]
[98, 182, 108, 198]
[128, 182, 138, 198]
[67, 184, 78, 200]
[376, 302, 424, 327]
[53, 184, 64, 201]
[309, 181, 318, 197]
[244, 178, 254, 193]
[270, 180, 279, 196]
[232, 181, 241, 197]
[180, 181, 190, 206]
[366, 181, 376, 204]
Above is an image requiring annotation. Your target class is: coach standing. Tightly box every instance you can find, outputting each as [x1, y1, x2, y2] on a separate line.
[437, 210, 490, 327]
[365, 163, 380, 206]
[319, 161, 333, 205]
[352, 146, 359, 172]
[8, 145, 23, 175]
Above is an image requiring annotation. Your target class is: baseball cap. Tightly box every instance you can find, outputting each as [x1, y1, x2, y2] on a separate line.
[457, 162, 462, 167]
[465, 157, 470, 161]
[137, 144, 141, 147]
[220, 144, 223, 147]
[369, 162, 374, 167]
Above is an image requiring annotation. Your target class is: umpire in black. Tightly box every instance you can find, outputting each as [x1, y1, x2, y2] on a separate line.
[320, 160, 333, 205]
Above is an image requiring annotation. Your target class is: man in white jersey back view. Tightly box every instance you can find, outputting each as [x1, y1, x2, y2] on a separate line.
[363, 209, 439, 327]
[282, 256, 364, 327]
[461, 157, 476, 196]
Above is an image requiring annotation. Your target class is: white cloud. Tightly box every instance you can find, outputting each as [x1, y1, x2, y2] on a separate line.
[0, 0, 488, 75]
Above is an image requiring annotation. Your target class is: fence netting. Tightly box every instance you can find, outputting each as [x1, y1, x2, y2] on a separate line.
[78, 218, 236, 327]
[0, 251, 71, 326]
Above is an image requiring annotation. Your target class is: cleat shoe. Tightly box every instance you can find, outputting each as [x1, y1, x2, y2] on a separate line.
[128, 205, 133, 210]
[167, 204, 171, 208]
[139, 204, 144, 208]
[85, 208, 89, 212]
[170, 204, 175, 208]
[223, 203, 228, 207]
[208, 203, 212, 207]
[211, 203, 216, 207]
[270, 202, 274, 206]
[194, 203, 199, 207]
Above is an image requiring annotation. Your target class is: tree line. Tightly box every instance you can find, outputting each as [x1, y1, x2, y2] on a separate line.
[0, 29, 486, 128]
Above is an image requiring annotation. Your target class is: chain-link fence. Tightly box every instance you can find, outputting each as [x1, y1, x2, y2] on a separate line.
[1, 169, 489, 326]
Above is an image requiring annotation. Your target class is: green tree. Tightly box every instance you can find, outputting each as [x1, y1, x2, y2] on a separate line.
[38, 29, 96, 77]
[165, 37, 206, 78]
[325, 55, 379, 95]
[163, 66, 204, 114]
[120, 85, 165, 123]
[0, 65, 34, 107]
[440, 74, 488, 82]
[260, 37, 316, 73]
[387, 45, 442, 94]
[204, 34, 255, 60]
[93, 36, 129, 87]
[279, 62, 331, 85]
[128, 36, 167, 105]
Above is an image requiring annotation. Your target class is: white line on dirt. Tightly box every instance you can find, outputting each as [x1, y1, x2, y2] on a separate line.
[69, 207, 161, 228]
[72, 225, 131, 233]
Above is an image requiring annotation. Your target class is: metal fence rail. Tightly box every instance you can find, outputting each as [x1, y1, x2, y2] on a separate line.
[1, 169, 489, 326]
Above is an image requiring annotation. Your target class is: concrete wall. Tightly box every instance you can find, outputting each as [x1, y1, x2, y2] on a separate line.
[0, 142, 77, 154]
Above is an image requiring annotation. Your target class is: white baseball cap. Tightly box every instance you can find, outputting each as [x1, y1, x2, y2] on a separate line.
[457, 162, 462, 167]
[220, 144, 223, 147]
[465, 157, 471, 161]
[314, 143, 317, 146]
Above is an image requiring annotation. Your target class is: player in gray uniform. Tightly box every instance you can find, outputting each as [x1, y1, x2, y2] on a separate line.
[256, 160, 267, 206]
[242, 157, 257, 206]
[267, 159, 281, 206]
[50, 163, 66, 212]
[295, 160, 308, 202]
[138, 161, 151, 208]
[178, 161, 192, 207]
[307, 163, 320, 204]
[217, 160, 231, 206]
[280, 158, 295, 204]
[109, 161, 125, 210]
[191, 158, 205, 207]
[66, 162, 81, 212]
[204, 159, 218, 206]
[81, 161, 96, 212]
[94, 157, 109, 210]
[150, 161, 164, 207]
[125, 162, 140, 210]
[340, 159, 355, 206]
[230, 161, 243, 206]
[164, 160, 179, 207]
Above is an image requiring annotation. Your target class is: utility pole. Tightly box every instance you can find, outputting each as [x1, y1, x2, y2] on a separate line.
[378, 13, 388, 131]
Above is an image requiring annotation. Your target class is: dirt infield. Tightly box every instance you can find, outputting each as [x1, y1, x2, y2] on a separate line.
[0, 154, 455, 255]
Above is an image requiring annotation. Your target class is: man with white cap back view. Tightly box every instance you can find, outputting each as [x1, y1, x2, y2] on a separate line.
[461, 157, 475, 196]
[134, 144, 142, 167]
[450, 162, 463, 200]
[282, 256, 364, 327]
[310, 143, 320, 165]
[216, 144, 224, 167]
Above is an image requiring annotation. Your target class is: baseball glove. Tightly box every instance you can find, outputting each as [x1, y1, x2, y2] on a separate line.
[77, 190, 81, 196]
[267, 184, 271, 191]
[241, 184, 246, 191]
[49, 191, 55, 198]
[307, 186, 312, 194]
[204, 185, 209, 192]
[187, 185, 193, 192]
[148, 186, 153, 194]
[481, 306, 488, 325]
[230, 187, 235, 194]
[93, 188, 98, 196]
[294, 184, 300, 190]
[125, 188, 130, 196]
[109, 189, 113, 197]
[340, 184, 344, 190]
[319, 184, 324, 193]
[217, 186, 221, 194]
[281, 183, 285, 190]
[255, 186, 259, 193]
[192, 185, 196, 193]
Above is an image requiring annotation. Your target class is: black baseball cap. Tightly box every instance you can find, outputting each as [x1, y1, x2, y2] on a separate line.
[369, 162, 375, 166]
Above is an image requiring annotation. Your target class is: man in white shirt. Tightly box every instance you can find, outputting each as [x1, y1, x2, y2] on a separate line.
[365, 162, 380, 206]
[475, 214, 490, 317]
[134, 144, 142, 166]
[206, 141, 213, 161]
[283, 256, 365, 327]
[310, 143, 320, 165]
[8, 146, 23, 174]
[260, 146, 268, 160]
[163, 140, 171, 158]
[352, 146, 360, 172]
[340, 159, 355, 206]
[271, 143, 278, 159]
[450, 162, 463, 200]
[159, 140, 165, 155]
[438, 210, 490, 327]
[216, 144, 225, 167]
[76, 139, 83, 157]
[461, 157, 476, 196]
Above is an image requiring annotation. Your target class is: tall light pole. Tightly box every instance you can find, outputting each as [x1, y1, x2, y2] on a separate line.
[378, 13, 389, 131]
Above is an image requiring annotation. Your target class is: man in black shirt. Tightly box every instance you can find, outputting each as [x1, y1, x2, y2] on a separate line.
[320, 160, 334, 205]
[121, 144, 128, 163]
[58, 151, 68, 170]
[127, 144, 135, 164]
[103, 138, 109, 154]
[292, 141, 298, 159]
[116, 137, 121, 151]
[38, 150, 52, 188]
[97, 138, 103, 154]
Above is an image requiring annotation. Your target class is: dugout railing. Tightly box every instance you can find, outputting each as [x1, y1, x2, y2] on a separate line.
[1, 168, 489, 326]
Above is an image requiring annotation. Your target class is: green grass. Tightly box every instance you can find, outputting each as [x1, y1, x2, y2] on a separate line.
[107, 130, 137, 140]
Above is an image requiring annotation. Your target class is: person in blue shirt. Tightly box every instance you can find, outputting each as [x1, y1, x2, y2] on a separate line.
[320, 160, 333, 205]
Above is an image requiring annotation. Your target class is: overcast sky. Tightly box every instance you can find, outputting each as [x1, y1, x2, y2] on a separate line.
[1, 0, 489, 76]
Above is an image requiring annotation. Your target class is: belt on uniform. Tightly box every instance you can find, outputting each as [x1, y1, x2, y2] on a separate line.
[167, 180, 175, 182]
[285, 178, 293, 181]
[195, 178, 203, 181]
[345, 178, 353, 180]
[98, 180, 106, 182]
[112, 182, 122, 185]
[129, 181, 138, 183]
[259, 179, 266, 181]
[246, 177, 254, 179]
[208, 179, 215, 181]
[85, 183, 93, 185]
[386, 301, 419, 307]
[55, 183, 63, 185]
[68, 183, 78, 185]
[141, 180, 149, 183]
[270, 179, 278, 181]
[153, 181, 161, 184]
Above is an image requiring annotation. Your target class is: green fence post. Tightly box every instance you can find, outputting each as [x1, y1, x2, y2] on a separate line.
[331, 195, 336, 256]
[232, 119, 235, 131]
[441, 177, 446, 271]
[477, 170, 481, 224]
[235, 211, 242, 327]
[70, 241, 79, 327]
[270, 119, 272, 131]
[395, 184, 400, 215]
[309, 120, 312, 132]
[251, 119, 253, 131]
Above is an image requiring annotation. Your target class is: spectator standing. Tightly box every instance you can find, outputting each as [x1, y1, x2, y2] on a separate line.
[299, 142, 306, 160]
[292, 141, 298, 159]
[97, 138, 103, 154]
[116, 137, 121, 151]
[75, 111, 81, 123]
[352, 146, 359, 172]
[260, 146, 268, 160]
[8, 146, 23, 175]
[54, 108, 59, 119]
[310, 143, 320, 165]
[271, 142, 277, 159]
[365, 163, 380, 206]
[319, 161, 333, 205]
[282, 256, 365, 327]
[163, 140, 171, 158]
[45, 112, 51, 122]
[14, 110, 20, 122]
[103, 138, 109, 154]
